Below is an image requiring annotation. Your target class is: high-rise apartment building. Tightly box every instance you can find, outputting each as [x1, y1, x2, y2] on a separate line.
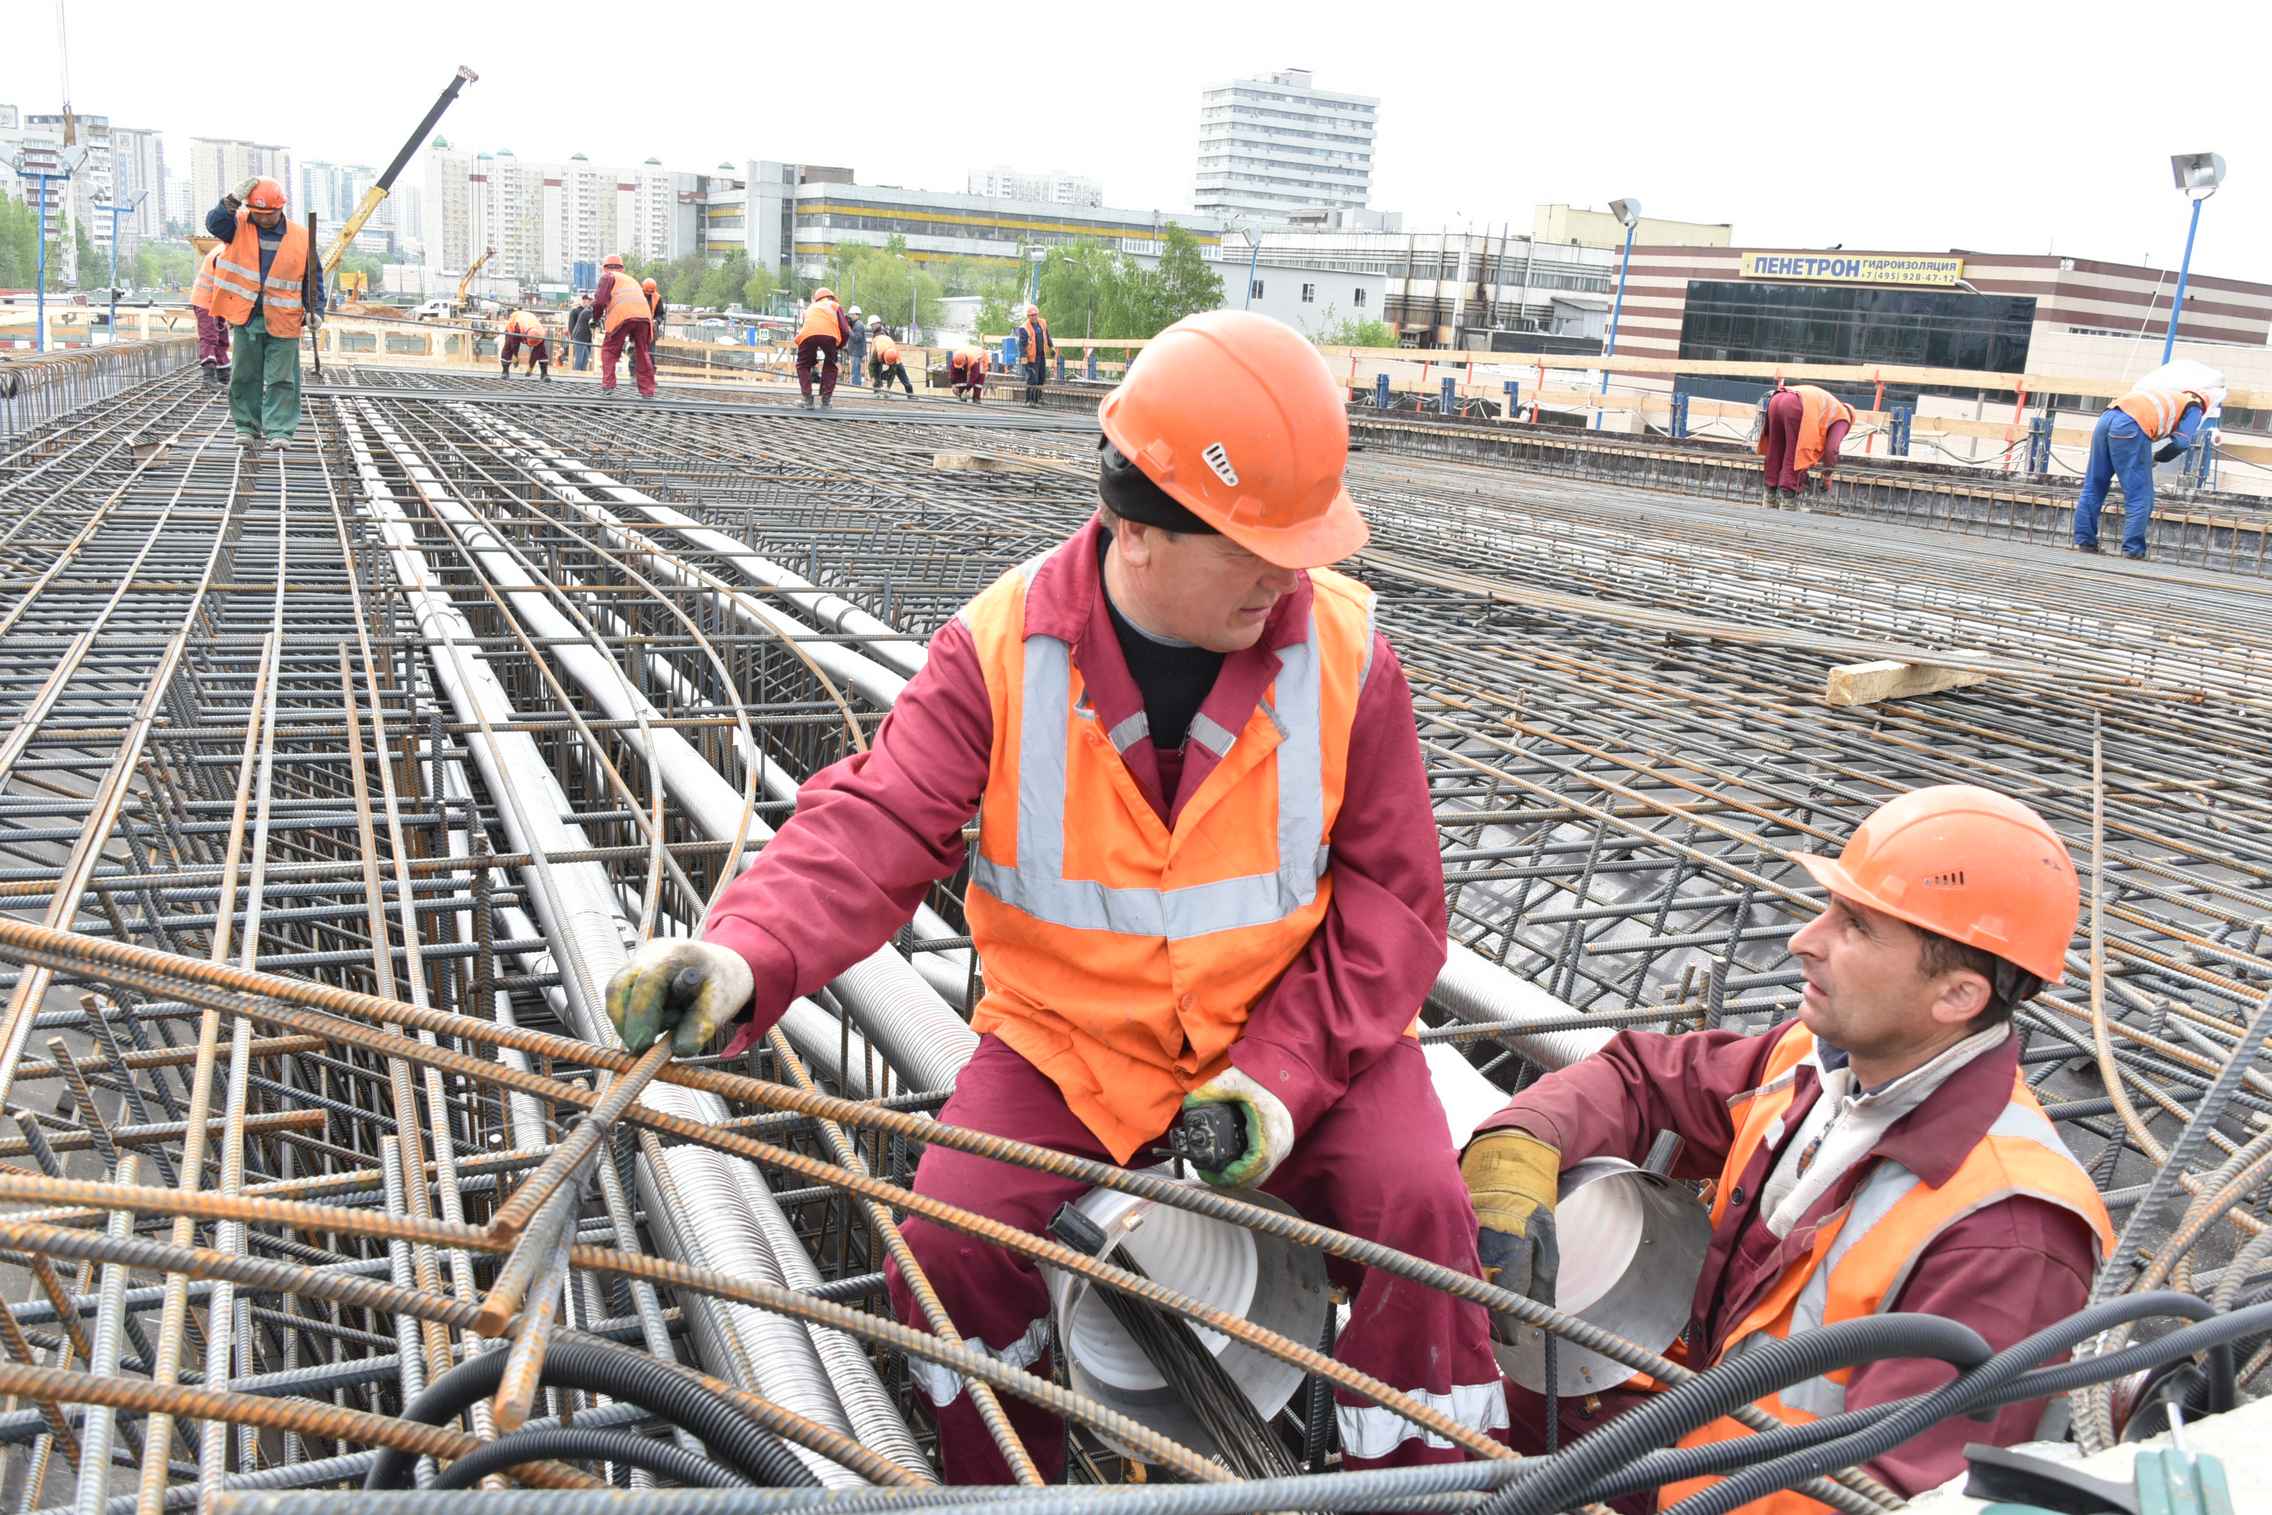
[109, 126, 167, 242]
[966, 167, 1104, 208]
[1193, 68, 1377, 224]
[189, 137, 293, 227]
[420, 143, 696, 284]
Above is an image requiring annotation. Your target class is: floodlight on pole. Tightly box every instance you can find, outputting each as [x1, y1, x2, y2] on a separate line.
[1595, 199, 1642, 428]
[2162, 153, 2225, 362]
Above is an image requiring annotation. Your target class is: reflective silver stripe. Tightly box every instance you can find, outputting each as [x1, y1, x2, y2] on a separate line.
[1335, 1380, 1508, 1459]
[1765, 1158, 1920, 1418]
[215, 257, 262, 280]
[1356, 588, 1377, 694]
[209, 272, 261, 300]
[903, 1315, 1051, 1408]
[970, 615, 1329, 940]
[1105, 710, 1148, 752]
[263, 290, 304, 309]
[1188, 712, 1237, 757]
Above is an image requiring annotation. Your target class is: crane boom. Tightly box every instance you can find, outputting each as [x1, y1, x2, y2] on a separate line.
[322, 66, 478, 275]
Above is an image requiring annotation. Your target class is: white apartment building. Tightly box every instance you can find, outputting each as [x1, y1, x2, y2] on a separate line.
[110, 126, 167, 242]
[189, 137, 294, 228]
[420, 142, 697, 286]
[967, 166, 1104, 208]
[1193, 69, 1377, 224]
[15, 113, 164, 270]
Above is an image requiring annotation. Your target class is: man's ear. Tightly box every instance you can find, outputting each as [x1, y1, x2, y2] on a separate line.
[1929, 968, 1991, 1030]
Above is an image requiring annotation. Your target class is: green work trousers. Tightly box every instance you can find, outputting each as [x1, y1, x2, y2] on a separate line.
[228, 312, 302, 441]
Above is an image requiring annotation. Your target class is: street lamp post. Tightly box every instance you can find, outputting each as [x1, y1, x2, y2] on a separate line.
[2163, 153, 2225, 362]
[1594, 197, 1641, 430]
[95, 192, 148, 343]
[10, 145, 86, 354]
[1241, 226, 1261, 311]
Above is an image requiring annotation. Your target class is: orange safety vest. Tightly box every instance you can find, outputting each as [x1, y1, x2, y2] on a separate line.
[1020, 314, 1051, 361]
[600, 271, 651, 332]
[2112, 387, 2208, 442]
[952, 349, 987, 380]
[876, 342, 901, 366]
[959, 545, 1375, 1161]
[505, 311, 546, 339]
[1754, 385, 1856, 475]
[190, 248, 221, 314]
[797, 298, 843, 343]
[1659, 1025, 2113, 1514]
[209, 212, 311, 336]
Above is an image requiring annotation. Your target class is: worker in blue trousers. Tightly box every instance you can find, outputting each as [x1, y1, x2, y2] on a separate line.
[2073, 378, 2220, 560]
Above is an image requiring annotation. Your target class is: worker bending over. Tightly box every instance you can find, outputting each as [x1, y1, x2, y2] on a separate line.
[189, 246, 231, 386]
[642, 278, 669, 340]
[1464, 785, 2111, 1510]
[205, 177, 322, 451]
[2073, 379, 2220, 560]
[948, 346, 988, 402]
[869, 336, 914, 396]
[592, 253, 656, 399]
[499, 309, 551, 381]
[1757, 383, 1853, 507]
[604, 311, 1511, 1483]
[1017, 302, 1055, 406]
[796, 287, 851, 410]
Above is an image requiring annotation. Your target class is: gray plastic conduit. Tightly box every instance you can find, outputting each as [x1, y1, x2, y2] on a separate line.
[345, 408, 920, 1485]
[1428, 941, 1619, 1072]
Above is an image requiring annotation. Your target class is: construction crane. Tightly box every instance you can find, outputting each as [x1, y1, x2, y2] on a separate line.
[456, 248, 495, 312]
[321, 66, 478, 276]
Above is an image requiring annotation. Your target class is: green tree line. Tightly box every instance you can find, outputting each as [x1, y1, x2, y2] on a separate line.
[1010, 224, 1224, 342]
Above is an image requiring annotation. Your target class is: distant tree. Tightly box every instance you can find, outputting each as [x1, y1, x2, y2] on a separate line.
[132, 239, 200, 291]
[1146, 223, 1224, 328]
[1311, 308, 1396, 349]
[0, 198, 38, 286]
[69, 218, 100, 287]
[697, 252, 753, 309]
[974, 270, 1026, 343]
[741, 264, 778, 311]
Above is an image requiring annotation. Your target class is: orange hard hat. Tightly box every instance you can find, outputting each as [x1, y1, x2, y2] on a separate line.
[602, 253, 625, 270]
[244, 178, 287, 212]
[1795, 784, 2079, 982]
[813, 287, 836, 303]
[641, 277, 658, 296]
[1097, 310, 1366, 571]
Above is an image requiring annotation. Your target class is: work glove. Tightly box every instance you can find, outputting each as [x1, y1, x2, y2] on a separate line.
[1461, 1128, 1562, 1332]
[232, 177, 262, 202]
[2154, 439, 2185, 463]
[1179, 1066, 1295, 1189]
[603, 938, 753, 1056]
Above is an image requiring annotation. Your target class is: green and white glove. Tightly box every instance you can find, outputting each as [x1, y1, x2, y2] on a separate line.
[1179, 1067, 1295, 1188]
[603, 939, 753, 1056]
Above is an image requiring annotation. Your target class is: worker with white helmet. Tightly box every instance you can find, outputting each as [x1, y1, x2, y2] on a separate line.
[1466, 785, 2113, 1509]
[2073, 365, 2225, 559]
[1016, 301, 1055, 406]
[205, 177, 323, 450]
[601, 310, 1512, 1483]
[845, 305, 868, 386]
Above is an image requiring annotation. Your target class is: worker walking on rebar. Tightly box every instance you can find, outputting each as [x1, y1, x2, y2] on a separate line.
[498, 308, 551, 381]
[869, 336, 914, 397]
[795, 287, 851, 410]
[591, 253, 656, 399]
[2072, 377, 2221, 560]
[948, 345, 988, 402]
[602, 310, 1514, 1485]
[189, 245, 231, 386]
[1756, 382, 1853, 507]
[205, 177, 321, 451]
[1017, 302, 1055, 406]
[1464, 785, 2112, 1511]
[846, 305, 867, 385]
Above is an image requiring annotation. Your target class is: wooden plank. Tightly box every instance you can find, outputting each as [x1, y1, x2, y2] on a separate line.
[931, 451, 1049, 474]
[1824, 657, 1991, 708]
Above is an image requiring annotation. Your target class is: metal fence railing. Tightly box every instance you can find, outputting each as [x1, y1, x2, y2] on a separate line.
[0, 337, 200, 442]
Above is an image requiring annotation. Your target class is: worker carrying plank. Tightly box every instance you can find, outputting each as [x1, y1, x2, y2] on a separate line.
[205, 176, 322, 451]
[600, 310, 1513, 1484]
[498, 309, 550, 381]
[2073, 364, 2224, 560]
[1465, 785, 2113, 1511]
[591, 253, 655, 399]
[795, 287, 851, 410]
[1757, 383, 1854, 508]
[1017, 302, 1056, 406]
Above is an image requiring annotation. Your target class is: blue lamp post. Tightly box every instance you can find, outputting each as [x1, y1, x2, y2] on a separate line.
[1241, 226, 1261, 310]
[1593, 197, 1641, 430]
[94, 191, 148, 343]
[10, 144, 86, 355]
[2162, 153, 2226, 362]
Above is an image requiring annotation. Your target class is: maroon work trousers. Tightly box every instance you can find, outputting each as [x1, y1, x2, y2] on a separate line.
[601, 318, 655, 396]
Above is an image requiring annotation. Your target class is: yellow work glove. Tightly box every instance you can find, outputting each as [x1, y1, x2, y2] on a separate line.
[603, 939, 753, 1056]
[1461, 1128, 1563, 1332]
[1179, 1067, 1295, 1189]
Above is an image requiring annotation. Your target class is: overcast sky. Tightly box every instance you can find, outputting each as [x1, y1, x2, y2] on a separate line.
[7, 1, 2264, 273]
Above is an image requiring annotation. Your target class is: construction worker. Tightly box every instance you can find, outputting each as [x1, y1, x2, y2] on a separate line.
[1465, 784, 2112, 1509]
[601, 310, 1512, 1484]
[499, 308, 551, 381]
[869, 336, 914, 396]
[796, 287, 851, 409]
[591, 253, 656, 399]
[947, 346, 988, 402]
[189, 245, 231, 386]
[1017, 302, 1055, 406]
[2073, 378, 2221, 560]
[1757, 383, 1854, 507]
[567, 294, 596, 372]
[204, 176, 322, 451]
[642, 277, 668, 340]
[845, 305, 867, 385]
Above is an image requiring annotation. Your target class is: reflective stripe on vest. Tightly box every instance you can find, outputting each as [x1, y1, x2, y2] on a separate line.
[1336, 1380, 1510, 1460]
[210, 215, 310, 336]
[190, 250, 221, 313]
[2112, 388, 2203, 442]
[959, 541, 1374, 1161]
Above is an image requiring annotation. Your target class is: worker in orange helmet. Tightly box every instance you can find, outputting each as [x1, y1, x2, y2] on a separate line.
[868, 335, 913, 397]
[601, 310, 1513, 1483]
[794, 286, 850, 409]
[204, 176, 321, 450]
[498, 308, 551, 381]
[188, 245, 231, 386]
[946, 345, 988, 402]
[1467, 784, 2112, 1512]
[590, 253, 656, 398]
[1016, 301, 1055, 406]
[640, 276, 668, 340]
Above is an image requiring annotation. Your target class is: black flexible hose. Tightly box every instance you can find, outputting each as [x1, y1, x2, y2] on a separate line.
[363, 1337, 818, 1490]
[1659, 1295, 2270, 1515]
[1480, 1314, 1993, 1515]
[426, 1425, 744, 1490]
[1565, 1291, 2242, 1506]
